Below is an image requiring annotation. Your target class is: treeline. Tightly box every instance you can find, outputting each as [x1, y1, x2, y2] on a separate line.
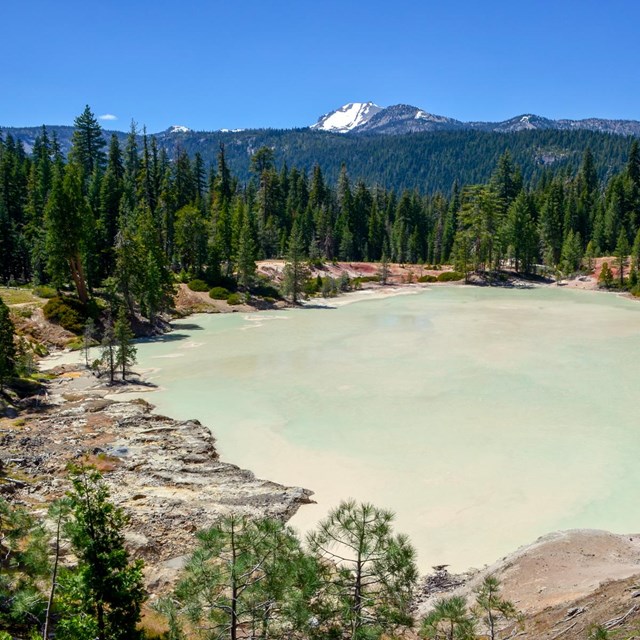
[1, 106, 640, 320]
[3, 123, 636, 193]
[2, 466, 522, 640]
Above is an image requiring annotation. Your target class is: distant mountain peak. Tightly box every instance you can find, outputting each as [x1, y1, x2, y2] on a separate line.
[168, 125, 191, 133]
[311, 102, 382, 133]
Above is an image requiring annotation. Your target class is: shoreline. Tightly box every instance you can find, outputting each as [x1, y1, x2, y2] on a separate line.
[8, 283, 640, 634]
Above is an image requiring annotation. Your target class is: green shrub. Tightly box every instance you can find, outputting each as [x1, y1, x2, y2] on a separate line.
[33, 284, 57, 298]
[437, 271, 464, 282]
[209, 274, 238, 292]
[418, 274, 437, 283]
[352, 275, 380, 286]
[43, 297, 95, 334]
[227, 293, 243, 305]
[209, 286, 230, 300]
[187, 279, 209, 292]
[250, 282, 282, 299]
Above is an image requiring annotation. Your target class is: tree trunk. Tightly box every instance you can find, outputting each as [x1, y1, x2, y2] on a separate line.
[42, 510, 63, 640]
[69, 254, 89, 304]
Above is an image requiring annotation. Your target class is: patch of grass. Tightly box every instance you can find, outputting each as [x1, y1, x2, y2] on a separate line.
[0, 287, 40, 306]
[418, 274, 437, 283]
[33, 285, 57, 299]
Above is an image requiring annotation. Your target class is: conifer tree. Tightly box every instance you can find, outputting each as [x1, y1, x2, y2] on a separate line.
[236, 216, 257, 289]
[308, 499, 418, 640]
[100, 316, 116, 384]
[0, 296, 16, 391]
[614, 229, 630, 286]
[114, 307, 136, 381]
[69, 105, 106, 178]
[282, 224, 310, 303]
[473, 575, 520, 640]
[62, 466, 145, 640]
[44, 163, 90, 302]
[171, 516, 315, 640]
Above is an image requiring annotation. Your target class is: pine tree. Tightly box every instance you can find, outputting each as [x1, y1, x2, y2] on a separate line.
[44, 163, 90, 302]
[100, 316, 116, 384]
[63, 466, 145, 640]
[599, 261, 613, 288]
[560, 230, 583, 276]
[69, 105, 106, 178]
[282, 225, 310, 303]
[114, 307, 137, 381]
[473, 575, 520, 640]
[614, 229, 630, 287]
[0, 296, 16, 391]
[308, 500, 418, 639]
[421, 596, 475, 640]
[171, 515, 314, 640]
[378, 253, 391, 285]
[236, 216, 257, 289]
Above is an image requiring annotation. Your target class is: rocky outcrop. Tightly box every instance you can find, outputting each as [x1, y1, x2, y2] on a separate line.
[0, 369, 313, 589]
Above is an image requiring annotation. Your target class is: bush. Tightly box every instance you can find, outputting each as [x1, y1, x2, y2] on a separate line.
[187, 279, 209, 292]
[209, 286, 230, 300]
[437, 271, 464, 282]
[33, 285, 57, 298]
[208, 274, 238, 292]
[250, 281, 282, 299]
[418, 274, 437, 283]
[43, 297, 96, 334]
[352, 275, 380, 286]
[227, 293, 243, 305]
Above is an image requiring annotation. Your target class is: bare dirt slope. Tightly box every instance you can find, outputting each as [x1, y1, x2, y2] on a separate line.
[419, 529, 640, 638]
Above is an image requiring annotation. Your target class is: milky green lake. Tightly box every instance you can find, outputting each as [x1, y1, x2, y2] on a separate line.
[55, 286, 640, 571]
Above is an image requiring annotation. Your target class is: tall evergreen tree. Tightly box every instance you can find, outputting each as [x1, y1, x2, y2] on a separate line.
[44, 163, 91, 302]
[282, 224, 310, 303]
[69, 105, 106, 178]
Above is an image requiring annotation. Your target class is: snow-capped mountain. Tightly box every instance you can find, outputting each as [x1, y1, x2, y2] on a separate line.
[311, 102, 383, 133]
[311, 103, 640, 136]
[357, 104, 464, 134]
[168, 125, 191, 133]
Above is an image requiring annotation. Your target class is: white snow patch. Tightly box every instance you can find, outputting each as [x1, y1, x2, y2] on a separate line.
[311, 102, 382, 133]
[169, 125, 191, 133]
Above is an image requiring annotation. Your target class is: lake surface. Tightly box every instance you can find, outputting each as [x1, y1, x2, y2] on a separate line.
[56, 286, 640, 571]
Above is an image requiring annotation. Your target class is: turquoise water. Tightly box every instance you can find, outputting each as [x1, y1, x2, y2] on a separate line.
[57, 287, 640, 570]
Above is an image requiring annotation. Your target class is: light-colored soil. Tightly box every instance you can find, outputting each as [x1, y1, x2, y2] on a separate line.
[257, 259, 449, 285]
[418, 529, 640, 638]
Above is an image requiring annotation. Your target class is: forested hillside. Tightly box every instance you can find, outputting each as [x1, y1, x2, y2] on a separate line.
[1, 121, 635, 194]
[1, 106, 640, 323]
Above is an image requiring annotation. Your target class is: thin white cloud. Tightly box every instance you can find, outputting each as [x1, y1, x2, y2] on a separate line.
[99, 113, 118, 121]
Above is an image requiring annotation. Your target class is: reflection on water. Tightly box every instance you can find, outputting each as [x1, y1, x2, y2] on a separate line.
[49, 287, 640, 571]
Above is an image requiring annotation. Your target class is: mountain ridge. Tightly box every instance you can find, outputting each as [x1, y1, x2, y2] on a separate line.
[310, 102, 640, 136]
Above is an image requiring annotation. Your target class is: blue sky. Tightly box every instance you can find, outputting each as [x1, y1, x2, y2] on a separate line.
[2, 0, 640, 132]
